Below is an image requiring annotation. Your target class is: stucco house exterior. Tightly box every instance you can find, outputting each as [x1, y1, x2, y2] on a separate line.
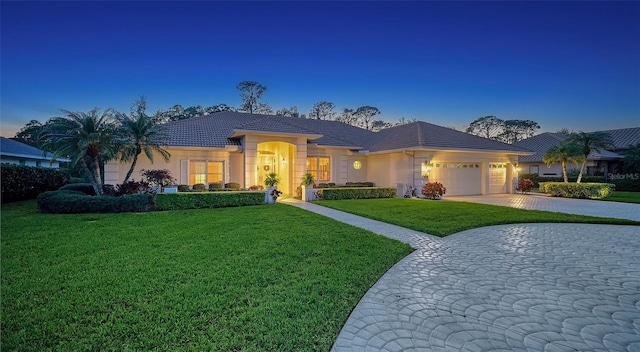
[0, 137, 69, 168]
[513, 127, 640, 176]
[105, 111, 533, 196]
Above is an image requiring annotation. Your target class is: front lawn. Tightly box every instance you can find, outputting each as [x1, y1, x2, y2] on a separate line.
[1, 201, 411, 351]
[601, 191, 640, 204]
[316, 198, 638, 237]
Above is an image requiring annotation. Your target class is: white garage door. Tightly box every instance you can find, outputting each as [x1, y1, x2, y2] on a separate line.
[489, 163, 507, 193]
[430, 162, 481, 196]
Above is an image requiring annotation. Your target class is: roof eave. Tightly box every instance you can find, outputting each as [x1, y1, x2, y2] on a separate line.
[366, 146, 535, 156]
[0, 152, 70, 162]
[229, 129, 323, 140]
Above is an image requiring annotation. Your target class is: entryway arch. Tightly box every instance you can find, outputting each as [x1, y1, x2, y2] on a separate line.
[256, 141, 296, 195]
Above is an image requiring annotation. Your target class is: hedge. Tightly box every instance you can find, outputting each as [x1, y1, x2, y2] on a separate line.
[59, 183, 96, 195]
[1, 164, 70, 203]
[609, 178, 640, 192]
[155, 191, 265, 210]
[538, 182, 615, 199]
[317, 187, 396, 200]
[37, 190, 154, 213]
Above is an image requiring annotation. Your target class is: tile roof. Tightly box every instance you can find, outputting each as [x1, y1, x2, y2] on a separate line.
[597, 127, 640, 150]
[513, 132, 624, 162]
[0, 137, 67, 161]
[367, 121, 531, 153]
[160, 111, 532, 154]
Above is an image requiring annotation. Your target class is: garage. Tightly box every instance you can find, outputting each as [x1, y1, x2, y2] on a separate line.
[430, 162, 481, 196]
[489, 163, 507, 193]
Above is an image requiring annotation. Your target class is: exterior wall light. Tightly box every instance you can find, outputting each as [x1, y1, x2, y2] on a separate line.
[353, 160, 362, 170]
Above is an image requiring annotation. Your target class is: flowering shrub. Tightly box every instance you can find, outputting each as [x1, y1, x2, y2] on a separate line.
[140, 169, 176, 189]
[270, 188, 283, 202]
[248, 185, 264, 191]
[421, 182, 446, 200]
[516, 178, 535, 194]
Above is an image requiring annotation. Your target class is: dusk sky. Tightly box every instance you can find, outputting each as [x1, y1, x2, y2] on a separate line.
[1, 1, 639, 137]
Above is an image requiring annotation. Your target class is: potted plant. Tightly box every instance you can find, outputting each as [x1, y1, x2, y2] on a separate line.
[264, 172, 281, 203]
[300, 173, 318, 201]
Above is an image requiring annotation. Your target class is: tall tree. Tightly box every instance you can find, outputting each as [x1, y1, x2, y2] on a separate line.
[14, 120, 44, 148]
[395, 117, 417, 126]
[354, 106, 380, 130]
[542, 142, 582, 183]
[204, 104, 235, 114]
[466, 115, 504, 139]
[39, 108, 119, 195]
[371, 120, 392, 132]
[130, 94, 148, 117]
[276, 106, 305, 118]
[566, 131, 613, 183]
[237, 81, 268, 114]
[497, 119, 540, 144]
[336, 108, 357, 125]
[308, 101, 336, 120]
[116, 112, 171, 184]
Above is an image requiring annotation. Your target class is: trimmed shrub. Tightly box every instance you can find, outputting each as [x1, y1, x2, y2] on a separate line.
[209, 182, 223, 190]
[344, 182, 375, 188]
[192, 183, 206, 191]
[248, 185, 264, 191]
[177, 185, 190, 192]
[155, 192, 265, 210]
[519, 173, 539, 186]
[422, 182, 446, 200]
[1, 164, 70, 203]
[225, 182, 241, 190]
[317, 187, 396, 200]
[37, 190, 154, 213]
[516, 179, 535, 194]
[59, 183, 96, 195]
[539, 182, 615, 199]
[117, 180, 152, 195]
[610, 178, 640, 192]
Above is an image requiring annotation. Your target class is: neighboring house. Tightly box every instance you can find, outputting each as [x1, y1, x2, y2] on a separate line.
[514, 127, 640, 176]
[105, 111, 533, 196]
[0, 137, 69, 168]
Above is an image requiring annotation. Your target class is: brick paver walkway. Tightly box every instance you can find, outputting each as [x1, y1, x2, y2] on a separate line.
[280, 198, 640, 351]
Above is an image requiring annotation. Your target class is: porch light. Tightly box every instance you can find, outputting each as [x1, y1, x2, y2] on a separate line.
[281, 158, 287, 165]
[421, 163, 431, 178]
[353, 160, 362, 170]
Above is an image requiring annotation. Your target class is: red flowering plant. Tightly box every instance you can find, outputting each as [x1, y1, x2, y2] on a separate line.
[421, 182, 446, 200]
[516, 178, 535, 194]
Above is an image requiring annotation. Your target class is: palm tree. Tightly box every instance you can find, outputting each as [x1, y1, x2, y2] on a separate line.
[40, 108, 119, 195]
[567, 131, 614, 183]
[116, 112, 171, 184]
[543, 142, 582, 183]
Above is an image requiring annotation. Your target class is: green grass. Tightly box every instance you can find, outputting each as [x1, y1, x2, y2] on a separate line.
[1, 201, 412, 351]
[316, 198, 638, 237]
[601, 191, 640, 204]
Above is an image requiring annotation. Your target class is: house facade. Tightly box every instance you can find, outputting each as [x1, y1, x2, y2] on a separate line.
[0, 137, 69, 168]
[105, 112, 533, 196]
[513, 128, 640, 176]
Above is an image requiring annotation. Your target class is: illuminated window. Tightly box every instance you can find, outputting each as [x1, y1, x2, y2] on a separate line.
[353, 160, 362, 170]
[307, 156, 331, 182]
[190, 160, 224, 186]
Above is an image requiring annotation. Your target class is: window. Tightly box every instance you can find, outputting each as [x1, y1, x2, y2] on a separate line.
[529, 165, 539, 174]
[307, 156, 331, 182]
[189, 160, 224, 185]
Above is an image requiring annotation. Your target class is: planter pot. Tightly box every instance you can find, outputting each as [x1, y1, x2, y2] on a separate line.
[301, 185, 319, 202]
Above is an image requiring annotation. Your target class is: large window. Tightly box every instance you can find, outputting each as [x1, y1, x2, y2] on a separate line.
[189, 160, 224, 185]
[307, 156, 331, 182]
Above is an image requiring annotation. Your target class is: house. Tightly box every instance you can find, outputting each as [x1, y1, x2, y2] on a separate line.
[0, 137, 69, 168]
[513, 127, 640, 176]
[105, 111, 533, 196]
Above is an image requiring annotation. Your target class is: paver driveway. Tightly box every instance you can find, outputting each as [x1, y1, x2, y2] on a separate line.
[445, 194, 640, 222]
[281, 199, 640, 351]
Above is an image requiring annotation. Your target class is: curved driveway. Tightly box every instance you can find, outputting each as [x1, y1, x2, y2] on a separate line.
[281, 196, 640, 351]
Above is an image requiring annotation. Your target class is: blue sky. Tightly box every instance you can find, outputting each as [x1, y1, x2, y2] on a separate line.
[1, 1, 639, 137]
